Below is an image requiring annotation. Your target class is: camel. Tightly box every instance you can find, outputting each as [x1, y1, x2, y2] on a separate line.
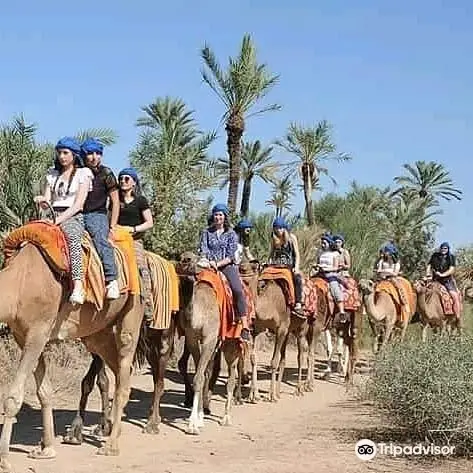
[359, 278, 416, 352]
[249, 268, 320, 403]
[413, 279, 461, 341]
[0, 240, 144, 473]
[175, 252, 258, 433]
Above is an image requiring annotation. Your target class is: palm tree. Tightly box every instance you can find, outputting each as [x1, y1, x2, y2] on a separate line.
[276, 120, 350, 226]
[265, 174, 295, 217]
[201, 34, 280, 215]
[75, 128, 118, 146]
[393, 161, 462, 203]
[214, 140, 279, 217]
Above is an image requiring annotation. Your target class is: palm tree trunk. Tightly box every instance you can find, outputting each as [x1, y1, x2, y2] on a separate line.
[302, 164, 314, 226]
[225, 113, 244, 214]
[240, 177, 252, 217]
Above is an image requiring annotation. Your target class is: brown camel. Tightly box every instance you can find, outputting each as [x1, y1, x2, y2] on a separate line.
[359, 278, 416, 352]
[0, 242, 144, 473]
[176, 252, 258, 433]
[250, 270, 321, 403]
[413, 279, 461, 341]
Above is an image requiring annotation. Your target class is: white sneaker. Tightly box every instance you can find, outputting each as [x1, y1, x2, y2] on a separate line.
[69, 287, 85, 305]
[106, 280, 120, 300]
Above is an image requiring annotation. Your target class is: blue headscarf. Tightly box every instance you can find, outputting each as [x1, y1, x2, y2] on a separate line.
[118, 167, 139, 183]
[321, 233, 333, 245]
[440, 241, 450, 251]
[272, 216, 288, 229]
[383, 243, 398, 256]
[80, 138, 104, 157]
[212, 203, 229, 216]
[333, 234, 345, 243]
[236, 219, 253, 230]
[54, 137, 82, 169]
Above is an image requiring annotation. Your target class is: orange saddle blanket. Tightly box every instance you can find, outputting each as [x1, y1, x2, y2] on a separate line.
[375, 277, 416, 324]
[311, 276, 361, 314]
[196, 269, 255, 341]
[259, 266, 318, 317]
[3, 221, 140, 311]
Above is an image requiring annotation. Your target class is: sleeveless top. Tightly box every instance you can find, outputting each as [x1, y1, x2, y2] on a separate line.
[272, 240, 295, 268]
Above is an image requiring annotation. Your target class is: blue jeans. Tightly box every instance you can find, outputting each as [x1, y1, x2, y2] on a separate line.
[84, 212, 117, 282]
[221, 264, 247, 318]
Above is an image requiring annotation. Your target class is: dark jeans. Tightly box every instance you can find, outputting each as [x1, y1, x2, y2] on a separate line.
[294, 273, 303, 304]
[435, 276, 457, 292]
[84, 212, 117, 282]
[221, 264, 247, 318]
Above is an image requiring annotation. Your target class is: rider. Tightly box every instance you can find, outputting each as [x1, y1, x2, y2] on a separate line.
[333, 234, 351, 278]
[426, 242, 461, 322]
[199, 204, 251, 342]
[81, 138, 120, 300]
[116, 167, 154, 325]
[314, 234, 346, 321]
[375, 243, 408, 309]
[234, 218, 256, 264]
[34, 137, 94, 305]
[268, 217, 304, 317]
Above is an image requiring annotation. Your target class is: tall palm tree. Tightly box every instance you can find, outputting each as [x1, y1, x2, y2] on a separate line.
[265, 174, 295, 217]
[214, 140, 279, 217]
[392, 161, 462, 203]
[201, 34, 280, 215]
[276, 120, 350, 226]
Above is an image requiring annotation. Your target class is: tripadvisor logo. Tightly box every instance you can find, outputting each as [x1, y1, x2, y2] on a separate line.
[355, 439, 455, 461]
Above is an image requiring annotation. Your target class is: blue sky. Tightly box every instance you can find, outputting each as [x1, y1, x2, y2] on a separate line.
[1, 0, 472, 249]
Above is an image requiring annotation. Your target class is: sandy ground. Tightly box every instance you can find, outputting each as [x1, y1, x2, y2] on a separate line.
[2, 348, 470, 473]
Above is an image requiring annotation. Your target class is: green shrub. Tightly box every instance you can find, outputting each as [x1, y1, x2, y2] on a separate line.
[362, 335, 473, 455]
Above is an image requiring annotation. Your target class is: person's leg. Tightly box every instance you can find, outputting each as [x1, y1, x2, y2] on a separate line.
[391, 277, 408, 307]
[445, 279, 461, 323]
[133, 240, 153, 325]
[60, 214, 85, 304]
[293, 272, 304, 312]
[221, 264, 250, 340]
[84, 212, 119, 299]
[329, 280, 345, 314]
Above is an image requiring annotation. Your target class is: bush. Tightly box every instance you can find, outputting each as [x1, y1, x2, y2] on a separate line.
[361, 335, 473, 455]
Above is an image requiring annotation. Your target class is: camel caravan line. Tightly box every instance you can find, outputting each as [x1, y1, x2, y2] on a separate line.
[0, 218, 465, 471]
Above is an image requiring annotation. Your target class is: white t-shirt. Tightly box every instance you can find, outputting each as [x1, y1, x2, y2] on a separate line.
[234, 243, 243, 265]
[46, 167, 93, 208]
[318, 250, 338, 272]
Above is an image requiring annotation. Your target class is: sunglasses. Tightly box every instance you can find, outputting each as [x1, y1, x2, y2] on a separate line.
[119, 176, 133, 183]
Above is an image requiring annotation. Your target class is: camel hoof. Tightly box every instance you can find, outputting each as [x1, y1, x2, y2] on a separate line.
[186, 424, 201, 435]
[293, 387, 303, 397]
[62, 433, 82, 445]
[220, 415, 232, 426]
[143, 421, 160, 435]
[93, 422, 112, 437]
[0, 457, 13, 473]
[96, 444, 119, 456]
[248, 392, 260, 403]
[304, 382, 314, 392]
[203, 407, 211, 416]
[28, 446, 57, 459]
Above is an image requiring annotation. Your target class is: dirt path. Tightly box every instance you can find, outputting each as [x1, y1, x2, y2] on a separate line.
[4, 349, 468, 473]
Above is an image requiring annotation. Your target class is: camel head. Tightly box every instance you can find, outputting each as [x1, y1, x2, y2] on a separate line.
[413, 279, 427, 294]
[175, 251, 200, 279]
[358, 279, 375, 296]
[463, 283, 473, 302]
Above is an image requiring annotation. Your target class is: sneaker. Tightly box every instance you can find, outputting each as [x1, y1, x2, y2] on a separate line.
[106, 280, 120, 300]
[338, 312, 348, 324]
[69, 287, 85, 305]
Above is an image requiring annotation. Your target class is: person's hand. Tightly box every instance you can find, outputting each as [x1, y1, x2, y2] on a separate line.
[120, 226, 134, 234]
[209, 260, 218, 271]
[41, 218, 54, 225]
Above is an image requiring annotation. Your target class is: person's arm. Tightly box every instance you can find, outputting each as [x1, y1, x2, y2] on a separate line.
[216, 231, 237, 269]
[392, 262, 401, 276]
[344, 250, 351, 270]
[291, 234, 301, 273]
[438, 255, 456, 277]
[55, 170, 91, 225]
[104, 169, 120, 229]
[34, 174, 52, 205]
[199, 230, 210, 258]
[132, 196, 153, 233]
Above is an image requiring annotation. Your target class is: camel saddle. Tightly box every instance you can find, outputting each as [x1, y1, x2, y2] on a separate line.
[259, 265, 318, 318]
[375, 277, 416, 324]
[424, 280, 460, 316]
[3, 221, 149, 312]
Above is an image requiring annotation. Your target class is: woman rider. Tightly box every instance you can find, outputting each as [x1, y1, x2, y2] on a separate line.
[34, 137, 94, 305]
[333, 234, 351, 278]
[268, 216, 304, 317]
[116, 167, 154, 324]
[199, 204, 251, 342]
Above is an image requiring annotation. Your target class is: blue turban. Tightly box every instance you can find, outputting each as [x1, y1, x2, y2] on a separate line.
[55, 137, 81, 156]
[321, 234, 333, 245]
[383, 243, 398, 256]
[81, 138, 104, 156]
[333, 234, 344, 243]
[236, 219, 253, 230]
[440, 241, 450, 250]
[118, 167, 139, 183]
[272, 217, 288, 229]
[211, 203, 229, 215]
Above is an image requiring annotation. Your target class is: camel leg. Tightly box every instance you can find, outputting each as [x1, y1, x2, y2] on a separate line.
[177, 343, 193, 408]
[143, 328, 172, 434]
[294, 328, 308, 396]
[304, 324, 316, 392]
[27, 354, 56, 460]
[203, 346, 221, 415]
[0, 327, 52, 472]
[220, 342, 239, 426]
[234, 352, 244, 405]
[421, 324, 428, 343]
[249, 333, 260, 403]
[275, 333, 289, 400]
[187, 335, 218, 435]
[323, 329, 333, 375]
[98, 303, 142, 456]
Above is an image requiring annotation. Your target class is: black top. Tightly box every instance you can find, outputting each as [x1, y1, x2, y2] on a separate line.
[429, 252, 456, 281]
[83, 165, 119, 213]
[272, 239, 295, 268]
[118, 195, 150, 239]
